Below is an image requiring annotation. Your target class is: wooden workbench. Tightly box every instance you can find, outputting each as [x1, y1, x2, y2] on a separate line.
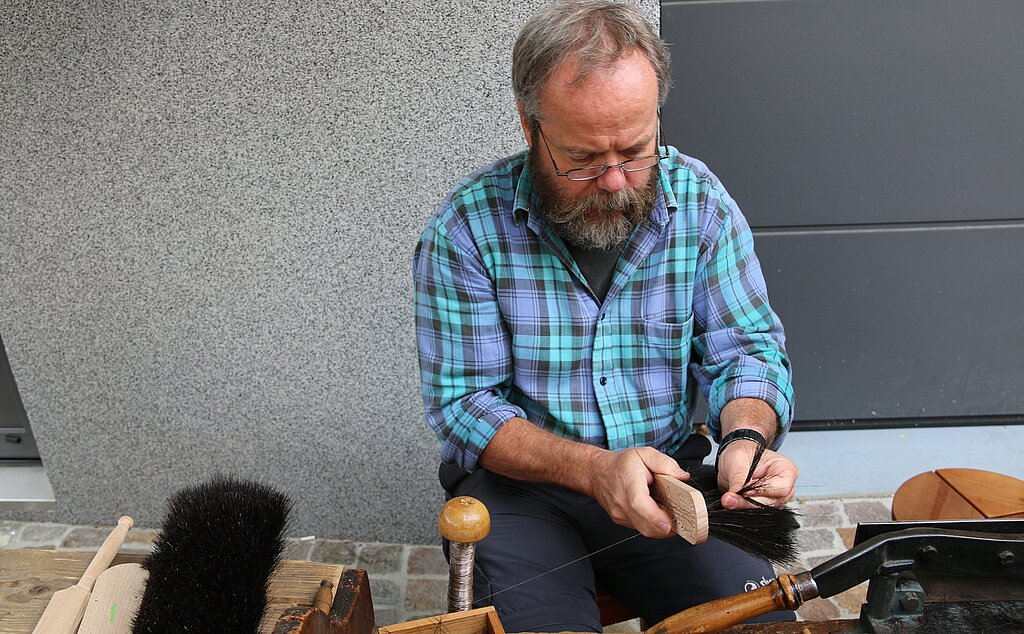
[0, 548, 353, 633]
[2, 547, 859, 634]
[380, 607, 859, 634]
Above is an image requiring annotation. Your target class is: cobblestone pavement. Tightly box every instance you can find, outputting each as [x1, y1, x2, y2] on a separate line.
[0, 494, 892, 628]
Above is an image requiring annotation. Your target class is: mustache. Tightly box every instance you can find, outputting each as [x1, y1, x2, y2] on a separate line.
[548, 190, 638, 223]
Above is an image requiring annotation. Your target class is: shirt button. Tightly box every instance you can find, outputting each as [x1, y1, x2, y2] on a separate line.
[599, 376, 608, 386]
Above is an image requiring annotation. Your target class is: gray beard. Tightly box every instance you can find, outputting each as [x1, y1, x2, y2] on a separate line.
[529, 149, 658, 250]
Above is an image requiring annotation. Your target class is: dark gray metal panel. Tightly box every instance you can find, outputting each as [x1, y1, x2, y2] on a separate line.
[661, 0, 1024, 228]
[0, 335, 39, 461]
[755, 224, 1024, 422]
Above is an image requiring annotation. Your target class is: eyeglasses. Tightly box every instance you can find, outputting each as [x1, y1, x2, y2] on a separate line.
[536, 119, 668, 182]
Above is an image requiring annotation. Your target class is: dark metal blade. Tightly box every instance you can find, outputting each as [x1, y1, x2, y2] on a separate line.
[809, 527, 1024, 599]
[854, 518, 1024, 545]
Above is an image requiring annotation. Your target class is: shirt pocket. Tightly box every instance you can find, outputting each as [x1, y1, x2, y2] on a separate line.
[635, 315, 694, 431]
[641, 315, 693, 356]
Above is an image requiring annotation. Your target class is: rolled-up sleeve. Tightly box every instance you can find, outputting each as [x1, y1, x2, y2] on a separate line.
[413, 212, 525, 472]
[689, 188, 794, 449]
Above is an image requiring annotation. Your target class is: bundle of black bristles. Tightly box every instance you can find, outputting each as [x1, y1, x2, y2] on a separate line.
[683, 446, 801, 568]
[132, 475, 293, 633]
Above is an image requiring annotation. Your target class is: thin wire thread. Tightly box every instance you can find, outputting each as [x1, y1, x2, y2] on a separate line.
[448, 542, 476, 612]
[472, 531, 643, 605]
[467, 458, 808, 607]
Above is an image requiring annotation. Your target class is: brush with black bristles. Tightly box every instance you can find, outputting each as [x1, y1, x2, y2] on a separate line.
[132, 475, 293, 633]
[651, 445, 801, 567]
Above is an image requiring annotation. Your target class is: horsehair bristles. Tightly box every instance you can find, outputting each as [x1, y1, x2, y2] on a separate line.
[687, 465, 801, 568]
[742, 439, 767, 485]
[133, 475, 294, 633]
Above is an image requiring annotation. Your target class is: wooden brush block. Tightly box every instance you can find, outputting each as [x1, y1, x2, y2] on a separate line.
[260, 560, 347, 633]
[273, 569, 375, 634]
[652, 474, 709, 544]
[892, 468, 1024, 520]
[273, 608, 336, 634]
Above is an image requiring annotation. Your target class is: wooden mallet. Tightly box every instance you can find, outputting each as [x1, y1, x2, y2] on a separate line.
[32, 515, 134, 634]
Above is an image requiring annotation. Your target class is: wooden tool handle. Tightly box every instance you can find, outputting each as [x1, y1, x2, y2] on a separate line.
[79, 515, 134, 590]
[312, 579, 334, 614]
[645, 573, 815, 634]
[438, 497, 490, 544]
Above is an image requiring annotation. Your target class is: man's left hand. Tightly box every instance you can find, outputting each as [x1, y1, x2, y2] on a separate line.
[716, 441, 798, 509]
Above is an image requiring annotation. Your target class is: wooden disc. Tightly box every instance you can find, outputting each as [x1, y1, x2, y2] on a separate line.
[937, 468, 1024, 518]
[891, 471, 984, 521]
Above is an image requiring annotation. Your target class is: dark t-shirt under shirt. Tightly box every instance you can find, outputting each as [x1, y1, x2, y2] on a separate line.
[565, 241, 623, 304]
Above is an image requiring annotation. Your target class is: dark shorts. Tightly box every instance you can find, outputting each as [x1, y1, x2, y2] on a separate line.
[440, 447, 796, 631]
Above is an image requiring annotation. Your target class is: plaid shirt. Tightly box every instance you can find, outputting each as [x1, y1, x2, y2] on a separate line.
[414, 147, 793, 473]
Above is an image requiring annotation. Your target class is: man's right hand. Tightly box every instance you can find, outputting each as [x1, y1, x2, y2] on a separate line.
[479, 418, 689, 538]
[587, 447, 690, 538]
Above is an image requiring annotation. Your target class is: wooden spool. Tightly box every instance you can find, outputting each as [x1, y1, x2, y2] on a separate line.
[438, 496, 491, 613]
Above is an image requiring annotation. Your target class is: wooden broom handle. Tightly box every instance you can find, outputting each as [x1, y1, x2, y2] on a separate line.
[79, 516, 134, 590]
[645, 573, 817, 634]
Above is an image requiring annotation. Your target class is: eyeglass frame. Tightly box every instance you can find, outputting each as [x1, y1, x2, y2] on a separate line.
[535, 116, 669, 181]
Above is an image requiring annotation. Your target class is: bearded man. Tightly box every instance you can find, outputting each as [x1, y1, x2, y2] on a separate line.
[413, 1, 798, 630]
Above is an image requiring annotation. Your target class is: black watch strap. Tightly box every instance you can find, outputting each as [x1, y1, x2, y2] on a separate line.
[715, 428, 767, 470]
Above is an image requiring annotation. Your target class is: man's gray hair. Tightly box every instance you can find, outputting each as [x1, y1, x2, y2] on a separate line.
[512, 0, 671, 123]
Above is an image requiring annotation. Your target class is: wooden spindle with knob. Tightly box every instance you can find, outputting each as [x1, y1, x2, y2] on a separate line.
[312, 579, 334, 615]
[438, 496, 490, 613]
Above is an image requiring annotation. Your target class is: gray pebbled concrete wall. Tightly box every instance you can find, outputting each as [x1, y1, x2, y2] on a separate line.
[0, 1, 658, 544]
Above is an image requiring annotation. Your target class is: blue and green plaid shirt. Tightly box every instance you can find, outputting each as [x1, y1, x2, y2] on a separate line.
[414, 147, 793, 473]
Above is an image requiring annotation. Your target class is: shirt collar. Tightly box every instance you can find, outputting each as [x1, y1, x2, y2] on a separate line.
[513, 152, 678, 230]
[655, 155, 677, 225]
[511, 155, 534, 227]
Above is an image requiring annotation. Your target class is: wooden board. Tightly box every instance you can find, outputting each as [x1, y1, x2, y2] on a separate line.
[78, 563, 148, 633]
[380, 608, 852, 634]
[891, 471, 984, 521]
[892, 469, 1024, 521]
[937, 468, 1024, 519]
[0, 549, 342, 634]
[715, 621, 857, 633]
[28, 515, 133, 634]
